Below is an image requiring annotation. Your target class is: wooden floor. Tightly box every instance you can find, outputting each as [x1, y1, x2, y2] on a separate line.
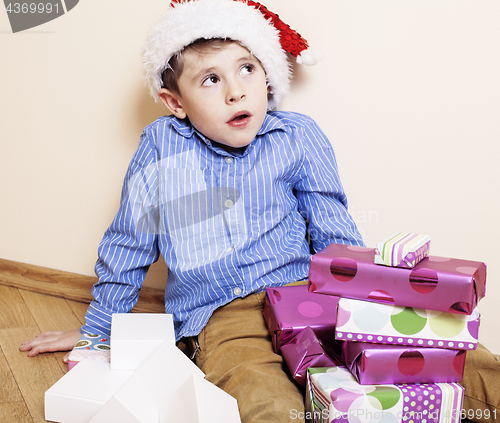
[0, 259, 165, 423]
[0, 286, 88, 422]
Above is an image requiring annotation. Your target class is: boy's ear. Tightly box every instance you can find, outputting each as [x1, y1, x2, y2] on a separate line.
[158, 88, 187, 119]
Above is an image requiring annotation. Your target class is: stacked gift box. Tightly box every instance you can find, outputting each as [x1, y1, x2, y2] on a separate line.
[264, 232, 487, 423]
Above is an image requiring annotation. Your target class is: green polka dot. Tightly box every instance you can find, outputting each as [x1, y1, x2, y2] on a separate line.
[309, 368, 328, 375]
[367, 387, 401, 410]
[428, 312, 465, 337]
[391, 307, 427, 335]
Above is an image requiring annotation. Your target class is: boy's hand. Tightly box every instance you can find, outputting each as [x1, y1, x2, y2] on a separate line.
[19, 329, 81, 362]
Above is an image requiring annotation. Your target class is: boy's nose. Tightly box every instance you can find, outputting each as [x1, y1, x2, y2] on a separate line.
[226, 81, 246, 104]
[228, 94, 245, 103]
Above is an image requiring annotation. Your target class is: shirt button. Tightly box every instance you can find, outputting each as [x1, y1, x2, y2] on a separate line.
[233, 287, 242, 296]
[224, 246, 233, 254]
[224, 199, 234, 208]
[225, 157, 234, 164]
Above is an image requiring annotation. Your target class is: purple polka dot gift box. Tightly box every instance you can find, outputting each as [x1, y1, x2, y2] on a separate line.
[263, 285, 340, 354]
[306, 366, 464, 423]
[341, 341, 466, 385]
[281, 326, 342, 387]
[335, 297, 480, 351]
[308, 243, 486, 315]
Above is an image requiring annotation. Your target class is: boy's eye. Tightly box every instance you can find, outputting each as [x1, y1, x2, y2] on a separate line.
[202, 75, 219, 87]
[240, 64, 255, 76]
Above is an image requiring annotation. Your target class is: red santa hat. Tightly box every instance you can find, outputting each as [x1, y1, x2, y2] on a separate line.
[142, 0, 321, 109]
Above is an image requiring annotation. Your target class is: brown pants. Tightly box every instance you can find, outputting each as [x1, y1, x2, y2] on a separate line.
[461, 343, 500, 423]
[195, 282, 306, 423]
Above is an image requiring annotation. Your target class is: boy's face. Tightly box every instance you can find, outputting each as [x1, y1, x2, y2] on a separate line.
[159, 43, 269, 149]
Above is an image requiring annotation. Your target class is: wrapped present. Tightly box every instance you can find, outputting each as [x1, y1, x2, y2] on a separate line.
[341, 341, 466, 385]
[306, 366, 464, 423]
[263, 285, 339, 353]
[68, 334, 110, 370]
[309, 243, 486, 314]
[281, 327, 341, 387]
[374, 232, 431, 268]
[335, 297, 480, 350]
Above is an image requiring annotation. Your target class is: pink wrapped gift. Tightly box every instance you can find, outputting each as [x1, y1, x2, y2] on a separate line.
[341, 341, 466, 385]
[281, 327, 341, 387]
[263, 285, 339, 353]
[309, 243, 486, 314]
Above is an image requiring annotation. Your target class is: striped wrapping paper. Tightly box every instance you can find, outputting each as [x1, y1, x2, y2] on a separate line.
[374, 232, 431, 268]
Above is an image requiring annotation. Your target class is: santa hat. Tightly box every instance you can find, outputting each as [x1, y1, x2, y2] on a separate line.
[142, 0, 321, 109]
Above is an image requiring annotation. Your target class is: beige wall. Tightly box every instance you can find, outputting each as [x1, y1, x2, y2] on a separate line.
[1, 1, 499, 353]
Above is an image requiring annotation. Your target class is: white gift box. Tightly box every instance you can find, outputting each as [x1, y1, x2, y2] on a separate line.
[45, 360, 133, 423]
[160, 374, 241, 423]
[110, 313, 175, 370]
[45, 313, 241, 422]
[89, 339, 204, 422]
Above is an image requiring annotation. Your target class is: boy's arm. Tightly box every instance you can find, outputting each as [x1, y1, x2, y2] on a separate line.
[82, 131, 161, 336]
[20, 131, 162, 355]
[294, 116, 364, 251]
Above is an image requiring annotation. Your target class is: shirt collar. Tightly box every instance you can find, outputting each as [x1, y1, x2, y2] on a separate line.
[171, 117, 197, 139]
[257, 112, 291, 136]
[171, 112, 289, 139]
[170, 112, 290, 157]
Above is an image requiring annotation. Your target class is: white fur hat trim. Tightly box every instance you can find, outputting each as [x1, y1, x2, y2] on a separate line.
[142, 0, 291, 110]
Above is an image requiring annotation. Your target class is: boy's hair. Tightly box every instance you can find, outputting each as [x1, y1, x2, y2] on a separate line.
[161, 38, 240, 97]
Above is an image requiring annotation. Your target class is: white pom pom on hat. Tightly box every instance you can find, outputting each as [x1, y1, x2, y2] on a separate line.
[142, 0, 321, 110]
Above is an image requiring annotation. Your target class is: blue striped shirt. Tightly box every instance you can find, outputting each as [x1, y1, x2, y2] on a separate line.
[82, 111, 364, 340]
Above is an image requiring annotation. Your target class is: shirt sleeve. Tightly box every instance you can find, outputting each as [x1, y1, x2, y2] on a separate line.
[293, 115, 365, 252]
[81, 130, 161, 336]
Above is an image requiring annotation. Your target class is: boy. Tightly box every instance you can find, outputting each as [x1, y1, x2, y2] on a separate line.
[20, 0, 364, 421]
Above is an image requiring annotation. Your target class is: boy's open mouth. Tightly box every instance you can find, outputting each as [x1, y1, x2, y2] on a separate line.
[228, 111, 252, 127]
